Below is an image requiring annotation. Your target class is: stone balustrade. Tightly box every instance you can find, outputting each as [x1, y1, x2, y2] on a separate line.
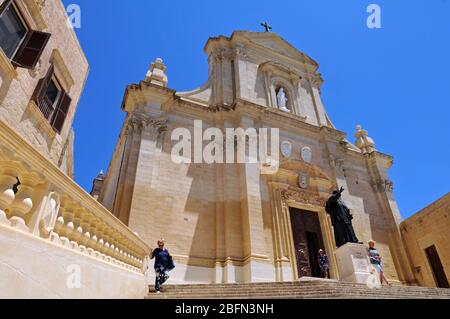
[0, 121, 150, 273]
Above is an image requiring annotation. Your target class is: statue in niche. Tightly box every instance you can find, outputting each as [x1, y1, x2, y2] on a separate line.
[276, 88, 290, 112]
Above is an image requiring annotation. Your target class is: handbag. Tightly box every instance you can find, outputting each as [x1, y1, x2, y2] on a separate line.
[167, 255, 175, 271]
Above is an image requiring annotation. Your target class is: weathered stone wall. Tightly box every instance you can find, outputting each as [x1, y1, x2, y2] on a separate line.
[0, 0, 88, 176]
[0, 224, 148, 299]
[401, 193, 450, 287]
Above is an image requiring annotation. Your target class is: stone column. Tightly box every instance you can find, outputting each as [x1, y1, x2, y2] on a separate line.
[367, 154, 416, 284]
[238, 117, 271, 282]
[306, 72, 327, 127]
[126, 114, 167, 243]
[214, 153, 226, 283]
[268, 183, 284, 281]
[354, 126, 416, 284]
[290, 75, 301, 116]
[112, 118, 141, 223]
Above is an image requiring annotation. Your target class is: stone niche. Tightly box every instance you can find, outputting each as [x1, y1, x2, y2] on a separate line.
[259, 61, 302, 115]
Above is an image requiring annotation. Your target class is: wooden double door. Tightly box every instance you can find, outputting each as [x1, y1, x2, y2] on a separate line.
[289, 208, 325, 278]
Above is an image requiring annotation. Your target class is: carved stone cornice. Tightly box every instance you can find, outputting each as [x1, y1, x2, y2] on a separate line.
[372, 179, 394, 193]
[234, 44, 248, 59]
[259, 61, 301, 82]
[280, 187, 327, 207]
[204, 103, 235, 113]
[368, 151, 394, 168]
[310, 72, 324, 88]
[125, 111, 168, 136]
[329, 155, 345, 174]
[209, 47, 234, 63]
[319, 125, 347, 141]
[121, 81, 175, 113]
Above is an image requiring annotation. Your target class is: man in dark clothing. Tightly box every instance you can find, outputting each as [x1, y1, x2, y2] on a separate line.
[151, 239, 175, 293]
[325, 186, 359, 248]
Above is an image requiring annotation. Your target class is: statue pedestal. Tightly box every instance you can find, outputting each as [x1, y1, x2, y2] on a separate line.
[335, 243, 380, 287]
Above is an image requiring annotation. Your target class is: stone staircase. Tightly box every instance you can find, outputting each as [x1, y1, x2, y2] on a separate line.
[146, 278, 450, 299]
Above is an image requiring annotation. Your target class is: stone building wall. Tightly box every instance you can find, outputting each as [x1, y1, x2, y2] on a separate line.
[401, 193, 450, 287]
[0, 0, 88, 176]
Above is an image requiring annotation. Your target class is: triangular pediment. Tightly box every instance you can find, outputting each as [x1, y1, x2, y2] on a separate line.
[205, 31, 319, 68]
[233, 31, 319, 67]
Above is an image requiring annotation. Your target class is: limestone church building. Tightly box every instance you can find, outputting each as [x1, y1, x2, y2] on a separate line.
[95, 31, 416, 285]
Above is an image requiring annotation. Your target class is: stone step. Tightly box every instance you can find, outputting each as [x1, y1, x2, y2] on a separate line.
[155, 287, 448, 295]
[156, 281, 434, 290]
[146, 279, 450, 299]
[146, 292, 449, 299]
[155, 284, 450, 295]
[148, 288, 448, 297]
[146, 292, 447, 299]
[148, 296, 447, 300]
[160, 285, 447, 294]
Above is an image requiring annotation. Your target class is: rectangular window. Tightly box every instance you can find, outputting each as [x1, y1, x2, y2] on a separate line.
[0, 0, 50, 69]
[0, 1, 27, 58]
[32, 65, 72, 134]
[39, 78, 61, 119]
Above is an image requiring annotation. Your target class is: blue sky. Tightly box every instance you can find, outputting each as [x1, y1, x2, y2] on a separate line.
[64, 0, 449, 219]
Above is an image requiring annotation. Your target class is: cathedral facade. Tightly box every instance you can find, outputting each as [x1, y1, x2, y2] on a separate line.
[98, 31, 415, 285]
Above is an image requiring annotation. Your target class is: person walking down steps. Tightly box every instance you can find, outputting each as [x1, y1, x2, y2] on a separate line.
[151, 239, 175, 293]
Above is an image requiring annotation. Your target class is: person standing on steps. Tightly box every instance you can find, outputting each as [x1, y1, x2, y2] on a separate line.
[318, 249, 330, 279]
[368, 240, 391, 286]
[151, 239, 175, 293]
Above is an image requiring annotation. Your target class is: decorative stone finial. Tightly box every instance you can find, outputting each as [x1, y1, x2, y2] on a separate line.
[90, 170, 105, 200]
[144, 58, 168, 87]
[355, 125, 376, 154]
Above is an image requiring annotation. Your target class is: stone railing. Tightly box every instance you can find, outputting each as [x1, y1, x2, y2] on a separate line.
[0, 121, 150, 273]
